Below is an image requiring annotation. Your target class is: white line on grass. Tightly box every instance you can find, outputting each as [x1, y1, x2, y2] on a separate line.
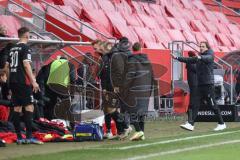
[117, 130, 240, 150]
[123, 139, 240, 160]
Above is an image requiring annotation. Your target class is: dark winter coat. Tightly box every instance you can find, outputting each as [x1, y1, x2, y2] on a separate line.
[111, 52, 153, 113]
[177, 49, 215, 86]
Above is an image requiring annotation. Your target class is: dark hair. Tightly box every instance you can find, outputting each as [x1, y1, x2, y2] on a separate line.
[188, 51, 195, 57]
[200, 41, 211, 49]
[132, 42, 141, 51]
[18, 27, 30, 38]
[119, 37, 129, 43]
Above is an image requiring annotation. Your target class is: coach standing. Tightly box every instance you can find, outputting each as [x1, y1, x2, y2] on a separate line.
[172, 42, 226, 131]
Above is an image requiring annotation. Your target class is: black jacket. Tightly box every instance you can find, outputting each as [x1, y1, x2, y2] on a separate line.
[186, 63, 197, 87]
[177, 49, 215, 86]
[111, 53, 153, 113]
[0, 43, 14, 69]
[98, 54, 113, 91]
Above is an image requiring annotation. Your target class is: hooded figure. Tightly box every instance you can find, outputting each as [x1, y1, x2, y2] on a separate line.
[111, 40, 153, 114]
[110, 40, 154, 141]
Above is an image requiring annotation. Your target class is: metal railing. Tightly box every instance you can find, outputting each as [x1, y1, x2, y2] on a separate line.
[4, 0, 102, 110]
[212, 0, 240, 20]
[8, 0, 82, 41]
[6, 0, 99, 66]
[159, 98, 174, 113]
[169, 40, 234, 104]
[40, 0, 116, 42]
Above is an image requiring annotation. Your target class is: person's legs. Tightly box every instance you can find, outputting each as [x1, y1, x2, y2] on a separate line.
[130, 113, 144, 141]
[104, 113, 112, 133]
[206, 85, 225, 126]
[139, 115, 145, 132]
[111, 111, 124, 135]
[199, 85, 225, 131]
[24, 105, 34, 139]
[189, 86, 200, 126]
[180, 86, 200, 130]
[13, 106, 23, 141]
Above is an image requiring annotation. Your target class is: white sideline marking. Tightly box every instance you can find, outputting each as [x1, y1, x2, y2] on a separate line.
[123, 139, 240, 160]
[116, 130, 240, 150]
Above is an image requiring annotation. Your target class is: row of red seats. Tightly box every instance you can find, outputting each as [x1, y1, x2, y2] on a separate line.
[3, 0, 240, 52]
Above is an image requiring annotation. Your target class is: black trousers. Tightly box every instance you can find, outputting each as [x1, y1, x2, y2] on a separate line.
[187, 86, 199, 125]
[191, 84, 224, 125]
[105, 111, 129, 135]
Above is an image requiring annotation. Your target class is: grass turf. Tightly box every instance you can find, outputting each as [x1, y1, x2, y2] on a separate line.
[1, 120, 240, 160]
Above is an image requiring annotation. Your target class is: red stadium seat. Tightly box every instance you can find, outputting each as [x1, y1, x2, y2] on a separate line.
[226, 34, 240, 48]
[190, 20, 207, 32]
[161, 0, 183, 8]
[194, 32, 206, 43]
[155, 16, 171, 29]
[90, 22, 113, 38]
[202, 10, 218, 23]
[46, 5, 79, 30]
[131, 1, 147, 14]
[96, 0, 115, 12]
[137, 14, 159, 29]
[180, 9, 195, 22]
[81, 9, 112, 33]
[179, 0, 193, 9]
[62, 0, 82, 16]
[164, 5, 183, 18]
[213, 12, 230, 24]
[201, 32, 218, 47]
[177, 18, 191, 31]
[79, 22, 97, 40]
[139, 2, 153, 16]
[152, 28, 172, 43]
[121, 12, 144, 27]
[106, 11, 127, 26]
[202, 21, 219, 33]
[114, 0, 132, 14]
[215, 33, 233, 47]
[227, 24, 240, 36]
[167, 29, 186, 41]
[79, 0, 99, 10]
[166, 17, 182, 30]
[182, 30, 197, 43]
[133, 27, 156, 44]
[215, 22, 231, 34]
[112, 25, 139, 43]
[190, 10, 207, 21]
[192, 0, 207, 11]
[149, 3, 164, 17]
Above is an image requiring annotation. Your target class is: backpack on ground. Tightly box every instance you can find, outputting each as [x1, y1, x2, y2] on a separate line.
[73, 122, 103, 141]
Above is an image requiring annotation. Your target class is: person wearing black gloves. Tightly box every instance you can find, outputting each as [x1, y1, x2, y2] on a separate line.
[172, 42, 226, 131]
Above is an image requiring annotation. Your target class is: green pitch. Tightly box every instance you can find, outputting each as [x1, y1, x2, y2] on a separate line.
[1, 120, 240, 160]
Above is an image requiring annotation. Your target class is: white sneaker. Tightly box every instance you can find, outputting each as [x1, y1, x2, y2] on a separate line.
[214, 123, 226, 131]
[180, 122, 194, 131]
[104, 132, 113, 139]
[119, 126, 133, 140]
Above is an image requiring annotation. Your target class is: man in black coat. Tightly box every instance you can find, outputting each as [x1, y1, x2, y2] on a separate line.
[111, 41, 154, 140]
[175, 51, 199, 130]
[172, 42, 226, 131]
